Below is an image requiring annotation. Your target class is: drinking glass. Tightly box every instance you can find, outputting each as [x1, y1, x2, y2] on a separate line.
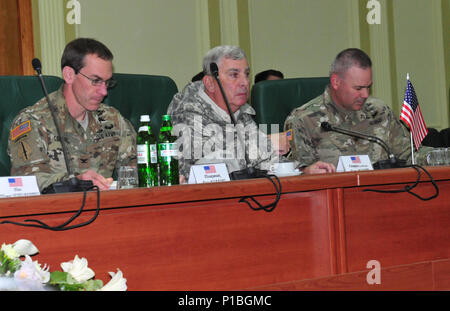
[117, 166, 138, 189]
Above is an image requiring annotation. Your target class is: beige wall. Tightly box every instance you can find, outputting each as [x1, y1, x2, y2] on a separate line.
[34, 0, 449, 129]
[248, 0, 357, 79]
[75, 0, 207, 91]
[392, 0, 448, 129]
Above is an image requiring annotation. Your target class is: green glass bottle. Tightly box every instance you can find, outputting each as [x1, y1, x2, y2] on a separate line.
[158, 115, 179, 186]
[137, 115, 158, 187]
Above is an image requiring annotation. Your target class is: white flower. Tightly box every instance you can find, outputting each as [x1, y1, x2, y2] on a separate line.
[99, 269, 127, 291]
[60, 255, 95, 283]
[14, 255, 50, 290]
[1, 243, 19, 259]
[12, 239, 39, 256]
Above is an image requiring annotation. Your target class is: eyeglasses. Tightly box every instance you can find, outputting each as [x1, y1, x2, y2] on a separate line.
[78, 71, 117, 88]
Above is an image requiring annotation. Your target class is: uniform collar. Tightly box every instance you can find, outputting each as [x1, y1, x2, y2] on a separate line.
[324, 85, 366, 121]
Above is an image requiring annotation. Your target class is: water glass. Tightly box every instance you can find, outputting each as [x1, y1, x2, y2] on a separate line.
[426, 148, 447, 166]
[117, 166, 138, 189]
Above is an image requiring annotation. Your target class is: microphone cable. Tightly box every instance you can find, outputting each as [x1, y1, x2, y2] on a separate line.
[362, 164, 439, 201]
[238, 173, 282, 212]
[0, 185, 100, 231]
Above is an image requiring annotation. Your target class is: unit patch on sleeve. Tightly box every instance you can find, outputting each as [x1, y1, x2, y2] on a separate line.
[11, 120, 31, 141]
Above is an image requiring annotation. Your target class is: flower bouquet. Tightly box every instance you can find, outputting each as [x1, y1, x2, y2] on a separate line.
[0, 239, 126, 291]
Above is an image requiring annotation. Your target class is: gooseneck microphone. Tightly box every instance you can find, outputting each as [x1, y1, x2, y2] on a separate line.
[210, 63, 239, 126]
[32, 58, 93, 194]
[320, 121, 406, 169]
[32, 58, 51, 103]
[32, 58, 72, 177]
[209, 62, 264, 179]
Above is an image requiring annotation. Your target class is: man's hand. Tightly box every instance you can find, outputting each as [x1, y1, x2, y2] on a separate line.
[303, 161, 336, 174]
[269, 131, 291, 155]
[77, 170, 113, 190]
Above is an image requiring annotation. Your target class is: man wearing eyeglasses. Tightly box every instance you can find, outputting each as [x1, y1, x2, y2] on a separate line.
[7, 38, 136, 191]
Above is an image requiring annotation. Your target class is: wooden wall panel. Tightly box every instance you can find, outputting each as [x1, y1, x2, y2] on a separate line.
[342, 181, 450, 273]
[251, 262, 437, 291]
[0, 0, 34, 75]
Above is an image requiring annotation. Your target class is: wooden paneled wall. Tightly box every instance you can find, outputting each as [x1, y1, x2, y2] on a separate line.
[0, 0, 34, 75]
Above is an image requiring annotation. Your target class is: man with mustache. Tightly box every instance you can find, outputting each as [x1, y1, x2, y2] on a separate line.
[8, 38, 136, 191]
[284, 48, 431, 168]
[168, 45, 334, 181]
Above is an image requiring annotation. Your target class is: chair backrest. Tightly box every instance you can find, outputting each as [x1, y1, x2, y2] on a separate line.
[250, 77, 329, 134]
[0, 73, 178, 177]
[0, 75, 64, 177]
[104, 73, 178, 134]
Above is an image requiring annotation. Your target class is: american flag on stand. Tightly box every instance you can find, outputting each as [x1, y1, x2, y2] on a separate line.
[400, 75, 428, 150]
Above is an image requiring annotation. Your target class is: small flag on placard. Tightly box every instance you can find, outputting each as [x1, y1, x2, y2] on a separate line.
[400, 75, 428, 150]
[203, 165, 216, 174]
[351, 156, 361, 164]
[8, 177, 23, 187]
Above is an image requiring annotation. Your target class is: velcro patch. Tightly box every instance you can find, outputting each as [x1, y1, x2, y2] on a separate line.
[286, 129, 293, 141]
[11, 120, 31, 141]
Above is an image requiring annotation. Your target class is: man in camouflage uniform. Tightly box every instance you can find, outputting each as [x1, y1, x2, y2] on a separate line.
[284, 48, 432, 168]
[168, 45, 334, 180]
[8, 38, 136, 191]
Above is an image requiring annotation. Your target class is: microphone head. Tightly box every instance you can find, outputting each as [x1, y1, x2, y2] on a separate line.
[321, 122, 332, 131]
[32, 58, 42, 73]
[210, 62, 219, 77]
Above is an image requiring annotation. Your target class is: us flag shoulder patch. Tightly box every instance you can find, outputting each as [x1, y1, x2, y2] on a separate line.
[11, 120, 31, 141]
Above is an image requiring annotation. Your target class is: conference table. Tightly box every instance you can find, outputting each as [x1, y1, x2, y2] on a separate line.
[1, 166, 449, 291]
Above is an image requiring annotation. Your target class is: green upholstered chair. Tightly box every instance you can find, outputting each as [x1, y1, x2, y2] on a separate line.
[104, 73, 178, 134]
[250, 77, 330, 134]
[0, 75, 64, 177]
[0, 73, 178, 177]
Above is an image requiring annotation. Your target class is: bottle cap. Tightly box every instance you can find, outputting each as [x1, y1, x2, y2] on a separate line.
[140, 115, 150, 122]
[162, 115, 171, 121]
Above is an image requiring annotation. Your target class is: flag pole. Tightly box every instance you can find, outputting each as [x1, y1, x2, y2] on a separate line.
[406, 73, 415, 164]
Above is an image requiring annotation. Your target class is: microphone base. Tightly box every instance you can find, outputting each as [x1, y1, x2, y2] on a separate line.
[42, 177, 94, 194]
[373, 159, 407, 170]
[230, 168, 268, 180]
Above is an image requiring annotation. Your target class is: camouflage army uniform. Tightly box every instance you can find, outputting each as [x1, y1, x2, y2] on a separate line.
[284, 86, 432, 168]
[8, 85, 137, 191]
[167, 81, 279, 178]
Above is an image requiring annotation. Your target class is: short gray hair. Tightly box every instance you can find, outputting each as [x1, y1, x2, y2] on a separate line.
[202, 45, 247, 75]
[329, 48, 372, 77]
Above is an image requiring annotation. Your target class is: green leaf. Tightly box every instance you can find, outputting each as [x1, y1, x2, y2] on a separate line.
[49, 271, 102, 291]
[82, 279, 104, 291]
[0, 251, 21, 275]
[49, 271, 70, 285]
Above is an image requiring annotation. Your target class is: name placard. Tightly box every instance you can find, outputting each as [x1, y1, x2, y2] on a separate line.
[336, 155, 373, 172]
[0, 176, 40, 198]
[188, 163, 230, 184]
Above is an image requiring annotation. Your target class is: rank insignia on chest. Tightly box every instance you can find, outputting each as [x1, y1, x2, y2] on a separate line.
[11, 120, 31, 141]
[79, 157, 90, 168]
